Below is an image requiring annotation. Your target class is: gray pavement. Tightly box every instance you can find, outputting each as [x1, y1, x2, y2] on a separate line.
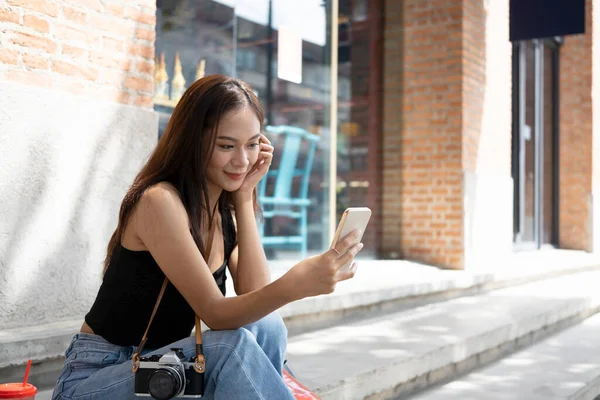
[286, 269, 600, 399]
[412, 312, 600, 400]
[7, 249, 600, 399]
[37, 388, 52, 400]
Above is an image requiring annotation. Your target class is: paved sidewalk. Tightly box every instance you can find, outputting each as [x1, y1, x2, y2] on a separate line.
[286, 269, 600, 399]
[7, 248, 600, 399]
[273, 248, 600, 320]
[412, 311, 600, 400]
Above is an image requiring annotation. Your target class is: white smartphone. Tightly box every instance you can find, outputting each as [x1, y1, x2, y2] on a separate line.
[330, 207, 372, 271]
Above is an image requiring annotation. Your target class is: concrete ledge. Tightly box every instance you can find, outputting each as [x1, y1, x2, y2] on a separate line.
[286, 269, 600, 400]
[0, 320, 80, 369]
[412, 311, 600, 400]
[278, 250, 600, 334]
[0, 320, 79, 390]
[2, 250, 599, 392]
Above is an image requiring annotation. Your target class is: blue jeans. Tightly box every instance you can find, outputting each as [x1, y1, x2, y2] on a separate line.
[52, 313, 295, 399]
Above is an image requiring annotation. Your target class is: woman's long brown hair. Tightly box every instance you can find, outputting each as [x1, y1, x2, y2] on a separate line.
[103, 75, 264, 273]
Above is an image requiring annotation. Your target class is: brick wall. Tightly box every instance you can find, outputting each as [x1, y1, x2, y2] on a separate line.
[382, 0, 467, 268]
[382, 0, 509, 269]
[0, 0, 156, 107]
[559, 0, 593, 250]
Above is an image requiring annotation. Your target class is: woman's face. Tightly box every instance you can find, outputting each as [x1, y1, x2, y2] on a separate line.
[206, 106, 261, 192]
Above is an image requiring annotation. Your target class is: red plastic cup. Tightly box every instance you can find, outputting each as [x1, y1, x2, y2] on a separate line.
[0, 383, 37, 399]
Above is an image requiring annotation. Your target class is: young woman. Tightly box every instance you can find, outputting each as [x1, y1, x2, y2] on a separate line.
[52, 75, 363, 400]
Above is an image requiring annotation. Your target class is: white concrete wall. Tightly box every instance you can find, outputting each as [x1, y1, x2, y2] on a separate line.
[0, 81, 157, 330]
[463, 0, 514, 270]
[464, 172, 514, 270]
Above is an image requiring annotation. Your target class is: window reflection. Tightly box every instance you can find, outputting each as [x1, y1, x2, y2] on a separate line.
[154, 0, 334, 260]
[336, 0, 381, 255]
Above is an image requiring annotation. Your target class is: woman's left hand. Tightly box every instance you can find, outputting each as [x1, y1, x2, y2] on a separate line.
[236, 133, 274, 195]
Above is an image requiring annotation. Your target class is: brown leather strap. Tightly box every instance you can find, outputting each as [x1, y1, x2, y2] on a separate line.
[132, 203, 218, 373]
[194, 212, 216, 373]
[131, 277, 169, 370]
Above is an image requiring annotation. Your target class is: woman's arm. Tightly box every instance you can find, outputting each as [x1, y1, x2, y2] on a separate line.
[228, 192, 270, 295]
[133, 184, 362, 331]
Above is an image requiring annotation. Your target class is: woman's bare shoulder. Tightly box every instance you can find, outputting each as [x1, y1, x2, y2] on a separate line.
[134, 182, 189, 228]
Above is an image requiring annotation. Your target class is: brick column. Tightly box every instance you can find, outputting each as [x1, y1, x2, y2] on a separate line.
[382, 0, 512, 269]
[0, 0, 156, 107]
[383, 0, 464, 267]
[559, 0, 598, 251]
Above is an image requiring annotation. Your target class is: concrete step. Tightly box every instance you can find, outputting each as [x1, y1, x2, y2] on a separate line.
[411, 311, 600, 400]
[35, 388, 52, 400]
[2, 250, 599, 394]
[29, 308, 600, 400]
[285, 269, 600, 400]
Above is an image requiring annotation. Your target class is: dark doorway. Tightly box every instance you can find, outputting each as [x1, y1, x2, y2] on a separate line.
[512, 38, 560, 249]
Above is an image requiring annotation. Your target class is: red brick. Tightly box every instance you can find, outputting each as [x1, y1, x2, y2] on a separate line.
[10, 31, 57, 53]
[6, 0, 57, 17]
[124, 6, 155, 25]
[132, 95, 153, 108]
[135, 27, 155, 42]
[382, 0, 487, 269]
[89, 51, 130, 69]
[102, 36, 124, 53]
[558, 0, 594, 251]
[98, 68, 126, 85]
[135, 60, 153, 75]
[89, 14, 134, 37]
[128, 43, 154, 59]
[105, 2, 124, 17]
[62, 0, 102, 12]
[0, 8, 19, 23]
[52, 60, 98, 81]
[23, 14, 50, 33]
[124, 75, 153, 93]
[62, 44, 86, 59]
[55, 25, 100, 47]
[22, 52, 50, 70]
[62, 7, 87, 24]
[0, 48, 19, 65]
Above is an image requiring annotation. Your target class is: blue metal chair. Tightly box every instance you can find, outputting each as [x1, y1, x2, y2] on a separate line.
[258, 125, 320, 258]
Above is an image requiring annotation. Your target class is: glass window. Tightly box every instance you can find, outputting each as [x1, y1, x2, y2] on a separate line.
[336, 0, 381, 257]
[154, 0, 335, 260]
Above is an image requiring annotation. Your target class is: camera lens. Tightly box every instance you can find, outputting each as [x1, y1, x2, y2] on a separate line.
[148, 367, 184, 400]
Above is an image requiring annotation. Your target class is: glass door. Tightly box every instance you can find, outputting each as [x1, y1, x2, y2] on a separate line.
[512, 39, 559, 249]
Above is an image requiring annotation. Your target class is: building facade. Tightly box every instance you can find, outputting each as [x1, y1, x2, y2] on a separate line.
[380, 0, 595, 270]
[0, 0, 597, 332]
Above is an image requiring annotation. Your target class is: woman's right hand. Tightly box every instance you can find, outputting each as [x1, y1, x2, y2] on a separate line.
[283, 229, 364, 300]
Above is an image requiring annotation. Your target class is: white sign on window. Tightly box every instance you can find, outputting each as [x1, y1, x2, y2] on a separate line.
[277, 26, 302, 84]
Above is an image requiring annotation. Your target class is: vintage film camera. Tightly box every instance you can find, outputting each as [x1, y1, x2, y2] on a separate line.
[134, 348, 204, 399]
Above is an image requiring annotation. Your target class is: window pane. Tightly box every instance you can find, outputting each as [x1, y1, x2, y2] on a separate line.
[336, 0, 379, 257]
[154, 0, 334, 260]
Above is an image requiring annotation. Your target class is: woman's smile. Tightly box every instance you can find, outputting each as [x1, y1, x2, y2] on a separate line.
[224, 171, 246, 180]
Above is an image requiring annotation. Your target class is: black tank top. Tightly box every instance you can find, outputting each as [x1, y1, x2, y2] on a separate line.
[85, 209, 237, 349]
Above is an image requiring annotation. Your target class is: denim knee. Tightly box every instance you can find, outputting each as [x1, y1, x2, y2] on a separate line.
[251, 313, 288, 344]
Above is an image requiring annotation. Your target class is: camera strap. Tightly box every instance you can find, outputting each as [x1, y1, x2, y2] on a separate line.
[132, 204, 217, 374]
